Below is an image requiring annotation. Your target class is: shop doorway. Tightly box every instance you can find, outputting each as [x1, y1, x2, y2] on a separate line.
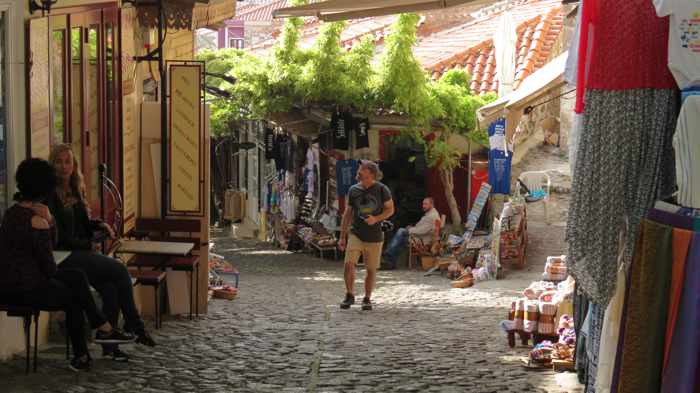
[45, 6, 121, 219]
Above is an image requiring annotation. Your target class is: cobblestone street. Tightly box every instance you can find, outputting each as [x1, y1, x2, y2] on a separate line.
[1, 228, 577, 393]
[1, 147, 580, 393]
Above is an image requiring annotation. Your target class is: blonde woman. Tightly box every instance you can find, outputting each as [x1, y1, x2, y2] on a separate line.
[48, 144, 156, 362]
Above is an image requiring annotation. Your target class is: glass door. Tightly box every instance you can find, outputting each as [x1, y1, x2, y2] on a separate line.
[50, 15, 68, 146]
[67, 8, 121, 224]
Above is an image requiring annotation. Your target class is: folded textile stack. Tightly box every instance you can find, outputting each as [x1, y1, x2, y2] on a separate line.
[523, 281, 557, 300]
[538, 302, 558, 335]
[543, 255, 568, 281]
[524, 300, 540, 333]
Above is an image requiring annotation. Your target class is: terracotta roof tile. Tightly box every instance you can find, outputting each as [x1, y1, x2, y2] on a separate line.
[246, 0, 565, 96]
[235, 0, 289, 22]
[422, 0, 563, 94]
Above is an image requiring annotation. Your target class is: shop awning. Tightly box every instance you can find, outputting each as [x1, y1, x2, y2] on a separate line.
[477, 51, 568, 137]
[273, 0, 476, 22]
[135, 0, 236, 30]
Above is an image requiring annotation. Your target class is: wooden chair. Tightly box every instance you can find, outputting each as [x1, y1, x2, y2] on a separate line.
[129, 218, 204, 321]
[128, 270, 167, 329]
[408, 215, 446, 270]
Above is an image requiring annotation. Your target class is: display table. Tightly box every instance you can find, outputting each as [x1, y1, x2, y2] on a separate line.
[115, 240, 194, 256]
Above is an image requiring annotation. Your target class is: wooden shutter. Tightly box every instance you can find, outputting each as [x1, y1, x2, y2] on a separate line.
[27, 17, 51, 159]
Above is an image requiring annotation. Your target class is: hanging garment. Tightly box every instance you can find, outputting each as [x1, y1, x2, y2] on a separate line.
[663, 228, 693, 371]
[585, 303, 605, 393]
[274, 135, 284, 171]
[616, 219, 674, 393]
[655, 0, 700, 89]
[586, 0, 676, 90]
[487, 118, 513, 195]
[335, 160, 359, 197]
[331, 111, 351, 150]
[673, 95, 700, 209]
[574, 285, 591, 384]
[574, 0, 595, 113]
[355, 117, 370, 149]
[566, 89, 677, 305]
[564, 4, 582, 86]
[594, 266, 627, 393]
[662, 231, 700, 393]
[264, 128, 275, 160]
[575, 0, 676, 112]
[306, 147, 317, 171]
[285, 136, 296, 172]
[568, 114, 583, 175]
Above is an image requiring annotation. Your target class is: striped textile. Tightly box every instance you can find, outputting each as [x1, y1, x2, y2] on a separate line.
[538, 302, 558, 335]
[524, 300, 540, 333]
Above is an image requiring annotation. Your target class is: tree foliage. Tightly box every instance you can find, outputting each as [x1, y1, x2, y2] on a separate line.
[197, 12, 496, 146]
[374, 13, 440, 127]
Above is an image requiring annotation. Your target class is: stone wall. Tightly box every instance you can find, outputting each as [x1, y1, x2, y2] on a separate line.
[511, 88, 562, 166]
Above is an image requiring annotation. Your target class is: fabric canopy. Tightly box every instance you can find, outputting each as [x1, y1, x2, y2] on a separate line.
[477, 51, 568, 134]
[273, 0, 476, 21]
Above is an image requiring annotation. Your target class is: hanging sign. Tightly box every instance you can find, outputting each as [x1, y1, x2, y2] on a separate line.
[488, 118, 513, 195]
[169, 64, 203, 214]
[122, 7, 138, 234]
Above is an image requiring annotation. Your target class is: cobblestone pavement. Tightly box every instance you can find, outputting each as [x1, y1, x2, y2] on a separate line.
[1, 224, 578, 393]
[1, 147, 581, 393]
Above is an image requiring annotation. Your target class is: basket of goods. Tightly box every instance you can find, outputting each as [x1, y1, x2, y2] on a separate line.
[212, 285, 238, 300]
[522, 341, 555, 369]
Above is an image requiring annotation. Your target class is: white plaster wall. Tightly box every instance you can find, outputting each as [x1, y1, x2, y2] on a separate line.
[0, 0, 30, 361]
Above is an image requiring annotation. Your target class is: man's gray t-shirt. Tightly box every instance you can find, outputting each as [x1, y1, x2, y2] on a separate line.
[348, 182, 392, 243]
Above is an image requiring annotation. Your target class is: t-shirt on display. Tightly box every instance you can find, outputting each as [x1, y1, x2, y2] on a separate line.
[655, 0, 700, 88]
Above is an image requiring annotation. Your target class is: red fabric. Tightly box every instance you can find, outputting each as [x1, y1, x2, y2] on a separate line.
[470, 168, 489, 207]
[575, 0, 677, 112]
[663, 228, 692, 371]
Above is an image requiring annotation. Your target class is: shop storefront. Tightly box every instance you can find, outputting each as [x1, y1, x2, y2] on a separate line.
[0, 0, 235, 361]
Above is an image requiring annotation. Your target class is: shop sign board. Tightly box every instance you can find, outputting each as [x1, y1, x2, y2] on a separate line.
[168, 64, 203, 214]
[122, 7, 138, 234]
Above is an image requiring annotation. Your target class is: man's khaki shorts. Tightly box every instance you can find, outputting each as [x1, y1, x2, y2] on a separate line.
[345, 234, 383, 271]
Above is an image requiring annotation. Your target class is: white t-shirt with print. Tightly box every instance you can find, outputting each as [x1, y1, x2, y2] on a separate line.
[655, 0, 700, 88]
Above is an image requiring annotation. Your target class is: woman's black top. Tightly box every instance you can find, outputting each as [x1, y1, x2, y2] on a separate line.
[47, 192, 101, 251]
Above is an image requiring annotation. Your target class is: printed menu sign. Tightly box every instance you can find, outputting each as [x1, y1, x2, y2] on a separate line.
[122, 7, 138, 233]
[169, 64, 202, 213]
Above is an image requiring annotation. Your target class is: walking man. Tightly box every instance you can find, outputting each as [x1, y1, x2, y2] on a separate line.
[338, 160, 395, 310]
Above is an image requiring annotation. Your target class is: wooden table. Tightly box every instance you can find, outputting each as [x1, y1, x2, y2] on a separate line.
[115, 239, 197, 325]
[115, 240, 194, 256]
[53, 251, 71, 265]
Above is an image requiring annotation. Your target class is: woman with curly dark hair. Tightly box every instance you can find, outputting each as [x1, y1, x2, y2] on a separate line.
[0, 158, 135, 371]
